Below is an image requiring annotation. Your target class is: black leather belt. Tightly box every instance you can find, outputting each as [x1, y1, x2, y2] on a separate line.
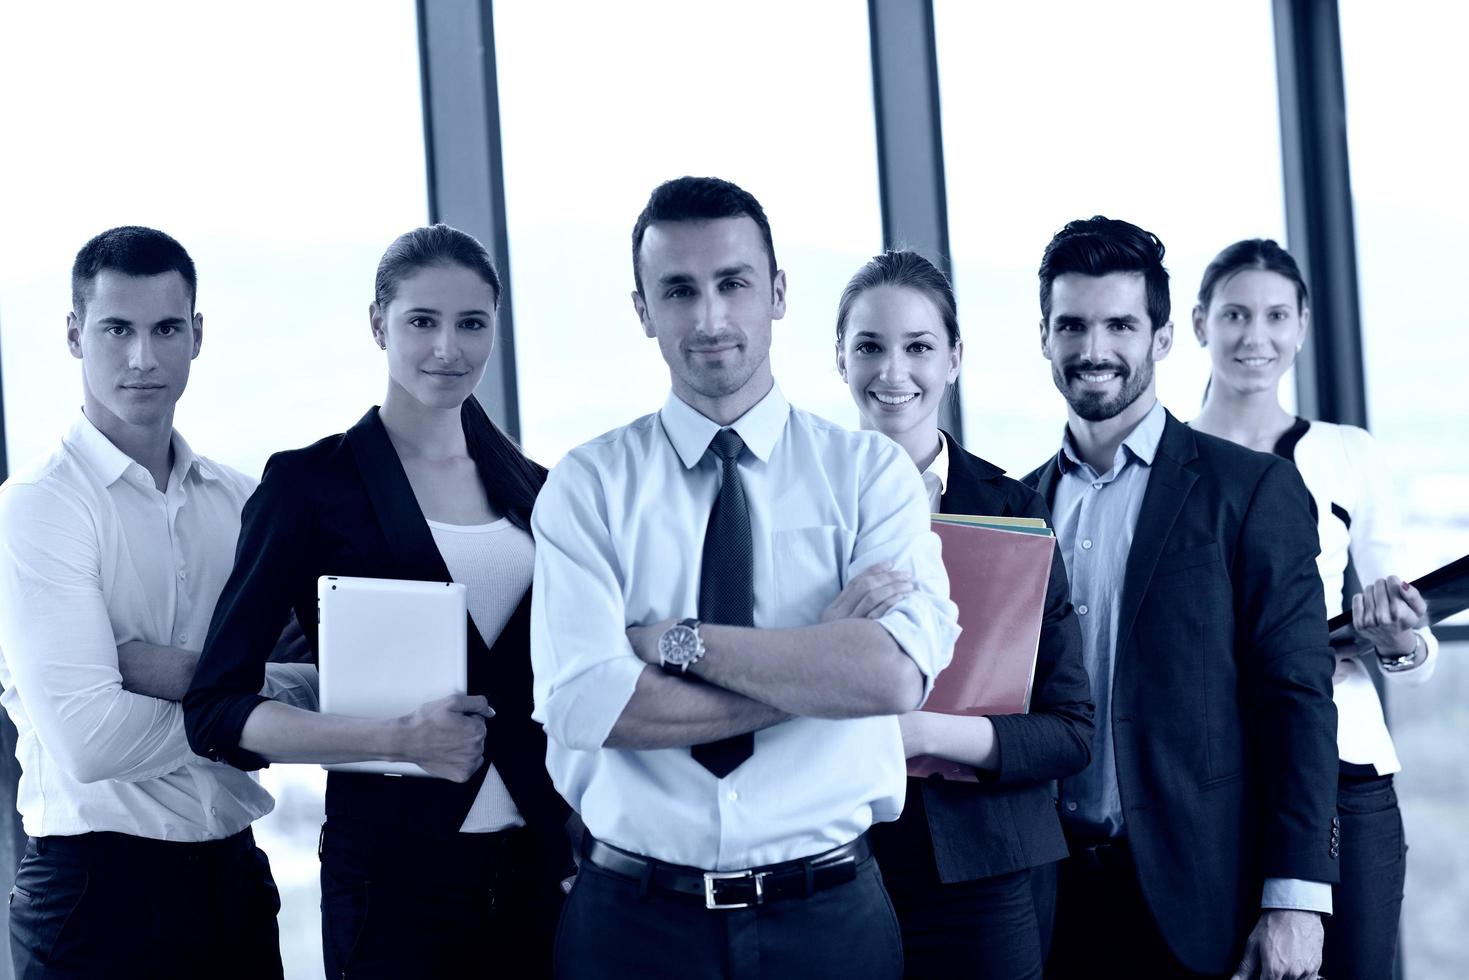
[583, 834, 870, 910]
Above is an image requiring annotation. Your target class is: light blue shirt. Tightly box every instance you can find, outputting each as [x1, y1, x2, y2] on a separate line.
[1050, 400, 1330, 914]
[530, 384, 960, 870]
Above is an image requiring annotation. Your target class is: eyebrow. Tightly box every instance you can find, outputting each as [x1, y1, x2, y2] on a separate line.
[852, 330, 939, 340]
[403, 307, 493, 319]
[656, 264, 757, 288]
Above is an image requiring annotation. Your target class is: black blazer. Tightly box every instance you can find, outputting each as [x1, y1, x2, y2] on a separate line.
[184, 403, 571, 868]
[1025, 411, 1339, 974]
[875, 433, 1093, 884]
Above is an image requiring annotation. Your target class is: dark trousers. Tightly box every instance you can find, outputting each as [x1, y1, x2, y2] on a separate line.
[554, 851, 904, 979]
[882, 863, 1043, 980]
[1322, 773, 1406, 980]
[8, 828, 281, 980]
[1040, 840, 1214, 979]
[320, 816, 561, 979]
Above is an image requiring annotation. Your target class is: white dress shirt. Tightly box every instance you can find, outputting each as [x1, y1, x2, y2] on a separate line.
[531, 385, 959, 870]
[0, 414, 316, 841]
[1288, 420, 1438, 774]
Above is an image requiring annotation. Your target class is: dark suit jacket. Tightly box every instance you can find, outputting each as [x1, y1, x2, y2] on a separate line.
[874, 432, 1093, 884]
[1024, 411, 1339, 974]
[184, 402, 571, 870]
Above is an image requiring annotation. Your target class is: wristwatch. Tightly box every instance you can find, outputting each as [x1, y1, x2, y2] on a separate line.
[1375, 633, 1423, 673]
[658, 618, 705, 673]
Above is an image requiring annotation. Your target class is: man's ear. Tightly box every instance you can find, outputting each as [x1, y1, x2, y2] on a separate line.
[632, 290, 655, 338]
[1038, 318, 1051, 359]
[67, 312, 83, 360]
[1153, 320, 1174, 362]
[770, 270, 787, 321]
[191, 312, 204, 359]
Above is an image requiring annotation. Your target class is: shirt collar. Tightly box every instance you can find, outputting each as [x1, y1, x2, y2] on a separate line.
[923, 432, 950, 496]
[660, 383, 790, 469]
[1058, 398, 1167, 474]
[64, 412, 215, 488]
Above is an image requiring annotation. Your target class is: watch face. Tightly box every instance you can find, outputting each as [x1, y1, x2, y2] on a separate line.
[660, 625, 701, 665]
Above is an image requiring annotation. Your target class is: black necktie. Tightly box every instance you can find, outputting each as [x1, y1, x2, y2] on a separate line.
[691, 428, 755, 778]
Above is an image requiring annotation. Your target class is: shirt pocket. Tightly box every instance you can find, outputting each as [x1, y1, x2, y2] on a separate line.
[767, 526, 850, 628]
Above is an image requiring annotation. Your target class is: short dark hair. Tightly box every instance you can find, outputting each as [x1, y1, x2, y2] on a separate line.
[835, 249, 960, 348]
[1197, 238, 1309, 312]
[1038, 216, 1170, 331]
[71, 226, 197, 320]
[631, 176, 777, 296]
[375, 223, 502, 311]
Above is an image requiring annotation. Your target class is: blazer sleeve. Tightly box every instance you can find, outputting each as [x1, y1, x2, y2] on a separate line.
[985, 486, 1095, 787]
[1237, 457, 1340, 884]
[183, 451, 314, 770]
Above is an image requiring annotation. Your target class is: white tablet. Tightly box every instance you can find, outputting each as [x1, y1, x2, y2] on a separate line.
[317, 575, 468, 777]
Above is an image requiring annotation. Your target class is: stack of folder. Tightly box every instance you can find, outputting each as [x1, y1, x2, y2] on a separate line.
[908, 514, 1055, 783]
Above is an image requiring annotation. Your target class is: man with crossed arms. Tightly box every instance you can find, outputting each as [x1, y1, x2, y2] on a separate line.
[531, 176, 960, 978]
[0, 227, 315, 978]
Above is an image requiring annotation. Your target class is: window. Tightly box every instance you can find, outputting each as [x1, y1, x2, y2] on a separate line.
[493, 0, 882, 464]
[0, 4, 426, 975]
[1341, 4, 1469, 975]
[933, 0, 1289, 473]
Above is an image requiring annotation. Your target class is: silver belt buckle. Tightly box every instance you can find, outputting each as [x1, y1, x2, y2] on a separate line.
[703, 868, 765, 910]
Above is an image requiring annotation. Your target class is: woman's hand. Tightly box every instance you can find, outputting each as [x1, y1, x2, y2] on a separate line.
[1352, 575, 1427, 658]
[821, 563, 914, 623]
[397, 694, 495, 782]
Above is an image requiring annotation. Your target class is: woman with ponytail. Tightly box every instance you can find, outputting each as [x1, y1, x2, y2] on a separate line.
[1190, 238, 1437, 980]
[185, 225, 572, 978]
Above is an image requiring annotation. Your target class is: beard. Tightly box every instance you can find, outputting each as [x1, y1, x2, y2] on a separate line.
[1052, 355, 1154, 422]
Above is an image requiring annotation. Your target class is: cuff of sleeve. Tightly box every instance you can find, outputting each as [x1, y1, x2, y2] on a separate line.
[202, 693, 272, 772]
[1261, 877, 1333, 916]
[877, 596, 961, 703]
[540, 654, 645, 752]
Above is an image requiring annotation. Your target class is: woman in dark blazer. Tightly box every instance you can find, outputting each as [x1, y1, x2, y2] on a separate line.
[183, 225, 572, 978]
[835, 250, 1094, 979]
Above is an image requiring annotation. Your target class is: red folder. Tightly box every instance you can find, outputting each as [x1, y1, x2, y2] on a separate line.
[907, 518, 1054, 782]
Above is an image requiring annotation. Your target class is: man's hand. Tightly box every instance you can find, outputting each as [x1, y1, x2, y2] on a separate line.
[821, 563, 913, 623]
[627, 619, 677, 666]
[1353, 575, 1427, 658]
[1230, 909, 1323, 980]
[396, 694, 495, 782]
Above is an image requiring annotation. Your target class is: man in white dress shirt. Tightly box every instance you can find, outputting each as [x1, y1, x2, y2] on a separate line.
[531, 177, 960, 978]
[0, 227, 314, 978]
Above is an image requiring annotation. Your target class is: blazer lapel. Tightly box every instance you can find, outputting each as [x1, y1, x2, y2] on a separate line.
[344, 407, 503, 699]
[938, 431, 1009, 516]
[1030, 454, 1064, 510]
[1115, 414, 1199, 653]
[344, 408, 452, 583]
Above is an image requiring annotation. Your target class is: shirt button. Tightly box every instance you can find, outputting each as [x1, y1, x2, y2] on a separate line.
[726, 790, 739, 802]
[1092, 482, 1103, 490]
[177, 634, 188, 644]
[1077, 604, 1089, 616]
[177, 569, 187, 581]
[1081, 539, 1093, 550]
[1066, 800, 1078, 812]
